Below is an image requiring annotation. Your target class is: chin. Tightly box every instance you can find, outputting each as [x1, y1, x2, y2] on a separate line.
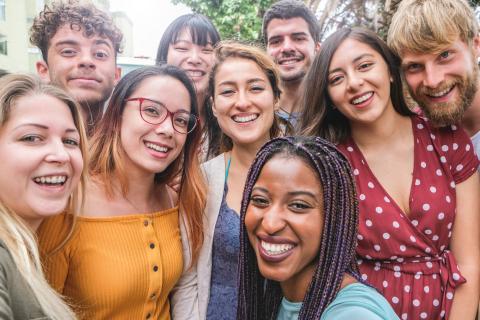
[257, 263, 290, 282]
[32, 202, 69, 217]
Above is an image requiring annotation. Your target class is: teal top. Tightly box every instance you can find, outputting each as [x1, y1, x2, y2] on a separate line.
[276, 283, 399, 320]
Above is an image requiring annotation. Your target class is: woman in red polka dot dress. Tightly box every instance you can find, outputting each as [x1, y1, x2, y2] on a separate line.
[298, 27, 480, 320]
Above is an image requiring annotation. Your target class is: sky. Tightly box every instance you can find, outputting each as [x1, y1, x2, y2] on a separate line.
[109, 0, 192, 58]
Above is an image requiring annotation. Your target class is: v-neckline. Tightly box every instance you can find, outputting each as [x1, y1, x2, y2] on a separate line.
[349, 117, 418, 220]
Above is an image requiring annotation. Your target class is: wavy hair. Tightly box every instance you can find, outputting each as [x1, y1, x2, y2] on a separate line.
[237, 136, 362, 319]
[0, 74, 88, 320]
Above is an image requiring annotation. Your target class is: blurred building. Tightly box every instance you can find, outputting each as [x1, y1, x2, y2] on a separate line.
[0, 0, 133, 73]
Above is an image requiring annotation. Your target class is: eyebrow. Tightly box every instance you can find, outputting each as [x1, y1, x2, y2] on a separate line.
[328, 53, 374, 74]
[94, 39, 113, 49]
[252, 186, 318, 199]
[268, 32, 309, 41]
[54, 38, 113, 49]
[217, 78, 266, 86]
[14, 123, 78, 133]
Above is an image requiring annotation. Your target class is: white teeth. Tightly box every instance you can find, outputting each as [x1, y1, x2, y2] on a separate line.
[279, 58, 301, 65]
[261, 240, 294, 256]
[146, 142, 168, 153]
[187, 70, 204, 77]
[34, 175, 67, 185]
[428, 86, 453, 97]
[352, 92, 373, 105]
[233, 114, 258, 123]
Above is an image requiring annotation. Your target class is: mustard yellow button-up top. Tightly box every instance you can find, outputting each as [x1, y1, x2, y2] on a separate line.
[37, 207, 183, 320]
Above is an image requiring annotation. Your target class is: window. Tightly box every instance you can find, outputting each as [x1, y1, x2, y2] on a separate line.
[0, 0, 5, 21]
[0, 36, 7, 55]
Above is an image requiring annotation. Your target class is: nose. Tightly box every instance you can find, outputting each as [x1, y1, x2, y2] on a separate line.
[423, 64, 444, 88]
[78, 50, 96, 69]
[187, 48, 202, 65]
[261, 206, 286, 235]
[154, 113, 175, 137]
[346, 72, 364, 92]
[45, 139, 70, 164]
[280, 37, 295, 54]
[234, 90, 251, 110]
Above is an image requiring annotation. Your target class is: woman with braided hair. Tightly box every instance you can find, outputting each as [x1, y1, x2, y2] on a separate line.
[238, 136, 398, 320]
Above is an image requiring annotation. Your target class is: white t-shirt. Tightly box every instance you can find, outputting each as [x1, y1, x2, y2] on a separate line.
[471, 130, 480, 162]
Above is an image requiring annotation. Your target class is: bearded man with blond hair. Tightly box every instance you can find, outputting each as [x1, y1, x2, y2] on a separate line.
[388, 0, 480, 160]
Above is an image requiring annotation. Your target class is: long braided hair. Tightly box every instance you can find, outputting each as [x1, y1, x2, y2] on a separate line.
[237, 136, 362, 319]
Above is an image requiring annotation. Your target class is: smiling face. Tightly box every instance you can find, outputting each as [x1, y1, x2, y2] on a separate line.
[327, 38, 394, 126]
[120, 75, 190, 177]
[212, 57, 276, 149]
[402, 37, 480, 126]
[0, 94, 83, 230]
[166, 28, 215, 98]
[36, 25, 120, 111]
[245, 155, 323, 297]
[266, 17, 319, 83]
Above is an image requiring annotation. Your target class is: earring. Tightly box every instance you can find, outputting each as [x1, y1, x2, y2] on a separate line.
[390, 76, 394, 83]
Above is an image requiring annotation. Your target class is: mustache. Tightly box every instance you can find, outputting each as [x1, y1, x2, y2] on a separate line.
[416, 80, 457, 97]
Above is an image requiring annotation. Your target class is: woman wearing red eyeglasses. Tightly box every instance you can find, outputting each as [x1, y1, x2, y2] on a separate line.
[37, 65, 207, 319]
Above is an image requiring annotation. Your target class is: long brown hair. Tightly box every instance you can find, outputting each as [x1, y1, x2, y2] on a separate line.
[89, 65, 206, 265]
[298, 27, 414, 143]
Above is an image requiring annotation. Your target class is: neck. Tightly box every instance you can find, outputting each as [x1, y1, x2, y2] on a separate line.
[114, 154, 160, 212]
[281, 273, 357, 303]
[462, 85, 480, 136]
[280, 262, 316, 302]
[230, 142, 260, 173]
[196, 91, 206, 124]
[350, 107, 410, 149]
[80, 102, 103, 136]
[279, 79, 302, 114]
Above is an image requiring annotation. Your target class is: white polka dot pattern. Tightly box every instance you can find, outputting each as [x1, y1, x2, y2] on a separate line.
[337, 116, 478, 319]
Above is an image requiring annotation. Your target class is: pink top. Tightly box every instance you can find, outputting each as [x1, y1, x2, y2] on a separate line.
[338, 116, 479, 320]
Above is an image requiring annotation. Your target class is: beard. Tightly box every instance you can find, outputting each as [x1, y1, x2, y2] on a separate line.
[409, 63, 478, 127]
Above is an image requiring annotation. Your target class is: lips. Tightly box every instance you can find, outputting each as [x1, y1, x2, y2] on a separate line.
[349, 91, 374, 109]
[33, 174, 68, 188]
[424, 84, 455, 99]
[69, 77, 101, 87]
[185, 69, 206, 78]
[256, 235, 296, 263]
[144, 140, 172, 158]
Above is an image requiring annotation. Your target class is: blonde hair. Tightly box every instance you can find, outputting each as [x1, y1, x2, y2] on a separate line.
[0, 74, 88, 319]
[388, 0, 479, 56]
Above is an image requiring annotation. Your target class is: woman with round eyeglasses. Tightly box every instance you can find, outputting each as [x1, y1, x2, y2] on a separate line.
[38, 65, 207, 319]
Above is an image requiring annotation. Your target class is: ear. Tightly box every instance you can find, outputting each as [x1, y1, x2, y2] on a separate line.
[114, 66, 121, 84]
[314, 41, 321, 54]
[36, 61, 51, 82]
[211, 99, 218, 118]
[472, 35, 480, 60]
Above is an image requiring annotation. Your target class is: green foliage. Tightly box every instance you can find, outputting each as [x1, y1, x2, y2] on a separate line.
[171, 0, 276, 42]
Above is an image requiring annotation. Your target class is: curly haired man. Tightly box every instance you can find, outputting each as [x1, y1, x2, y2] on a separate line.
[30, 0, 123, 134]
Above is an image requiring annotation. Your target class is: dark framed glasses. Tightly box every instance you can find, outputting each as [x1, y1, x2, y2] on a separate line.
[125, 97, 198, 134]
